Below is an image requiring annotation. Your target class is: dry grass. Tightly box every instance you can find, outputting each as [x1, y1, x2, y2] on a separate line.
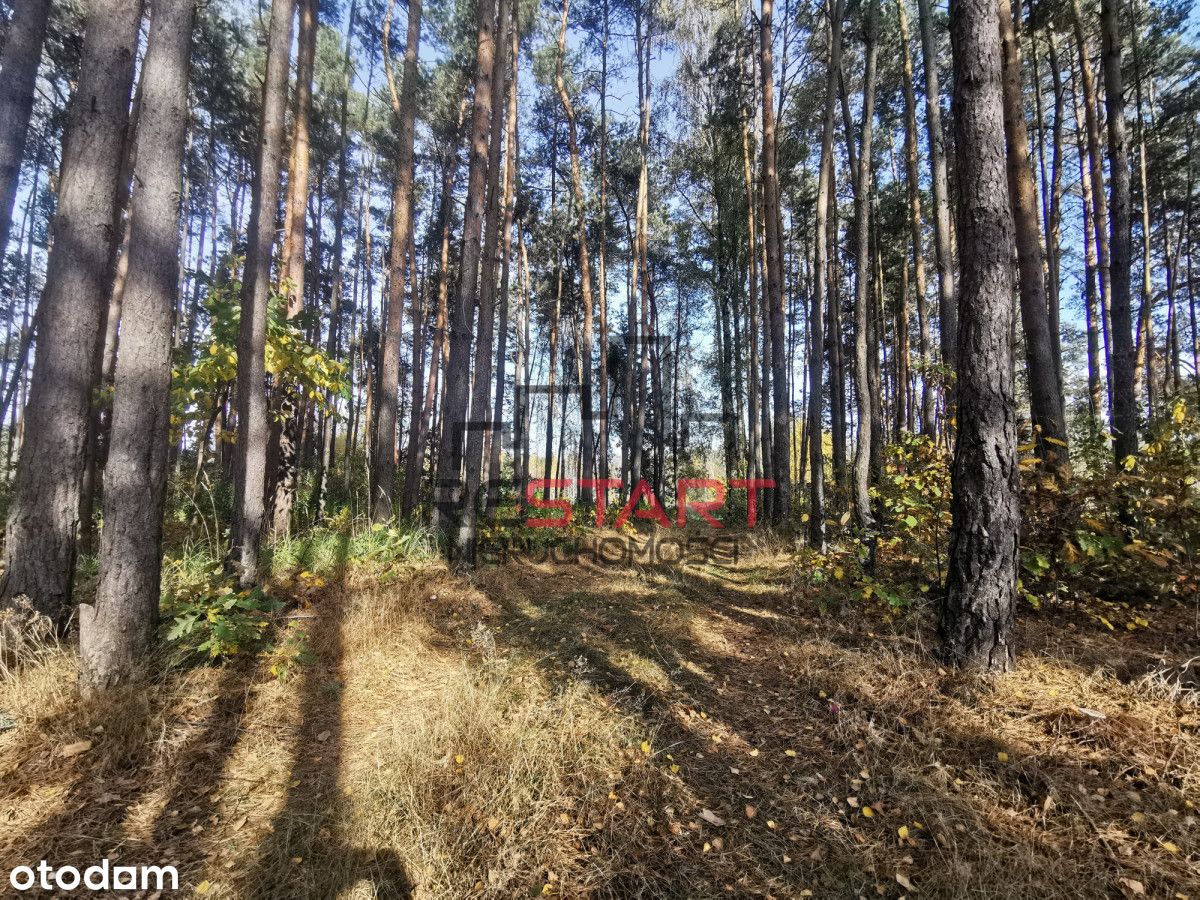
[1, 530, 1198, 898]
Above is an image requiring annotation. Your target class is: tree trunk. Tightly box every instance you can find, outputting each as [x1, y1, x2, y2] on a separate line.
[761, 0, 790, 523]
[0, 0, 142, 622]
[460, 0, 512, 562]
[435, 0, 497, 553]
[1071, 0, 1115, 420]
[487, 2, 520, 517]
[1071, 59, 1105, 423]
[268, 0, 316, 535]
[82, 0, 193, 690]
[851, 0, 879, 534]
[810, 0, 843, 550]
[373, 0, 422, 521]
[915, 0, 957, 416]
[555, 0, 595, 507]
[998, 0, 1070, 476]
[231, 0, 294, 584]
[1101, 0, 1138, 465]
[941, 0, 1019, 672]
[596, 0, 610, 487]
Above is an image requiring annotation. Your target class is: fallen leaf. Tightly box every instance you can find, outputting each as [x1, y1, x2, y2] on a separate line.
[1119, 878, 1145, 896]
[745, 805, 757, 819]
[896, 872, 916, 892]
[996, 752, 1009, 763]
[699, 809, 726, 826]
[60, 740, 93, 758]
[195, 881, 212, 896]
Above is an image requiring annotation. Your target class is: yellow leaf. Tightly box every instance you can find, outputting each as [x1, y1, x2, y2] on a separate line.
[996, 751, 1009, 763]
[1158, 839, 1180, 854]
[785, 749, 796, 757]
[640, 741, 652, 755]
[196, 881, 212, 895]
[861, 806, 874, 817]
[898, 825, 910, 839]
[670, 764, 680, 774]
[455, 754, 465, 765]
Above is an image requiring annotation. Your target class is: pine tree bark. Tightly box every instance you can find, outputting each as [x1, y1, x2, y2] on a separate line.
[761, 0, 790, 522]
[373, 0, 422, 521]
[487, 4, 520, 517]
[1071, 0, 1115, 418]
[596, 0, 610, 486]
[460, 0, 511, 562]
[268, 0, 316, 535]
[810, 0, 843, 550]
[1071, 60, 1105, 423]
[851, 0, 879, 534]
[941, 0, 1019, 672]
[896, 0, 932, 436]
[1101, 0, 1138, 465]
[81, 0, 193, 690]
[0, 0, 142, 622]
[231, 0, 294, 584]
[998, 0, 1069, 476]
[0, 0, 51, 270]
[915, 0, 957, 416]
[555, 0, 596, 508]
[434, 0, 496, 554]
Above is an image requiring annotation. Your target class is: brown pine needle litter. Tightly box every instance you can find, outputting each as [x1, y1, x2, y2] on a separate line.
[1, 535, 1198, 898]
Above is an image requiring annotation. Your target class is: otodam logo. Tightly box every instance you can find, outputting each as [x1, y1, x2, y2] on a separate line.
[8, 860, 179, 893]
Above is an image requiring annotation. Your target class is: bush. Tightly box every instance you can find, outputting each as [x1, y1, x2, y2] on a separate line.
[160, 555, 282, 661]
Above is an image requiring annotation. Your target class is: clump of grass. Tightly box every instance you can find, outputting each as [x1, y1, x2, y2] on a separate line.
[0, 596, 58, 679]
[269, 519, 440, 581]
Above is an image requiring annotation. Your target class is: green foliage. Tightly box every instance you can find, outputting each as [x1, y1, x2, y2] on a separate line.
[171, 262, 348, 444]
[160, 555, 282, 660]
[269, 518, 440, 580]
[874, 433, 953, 589]
[1022, 397, 1200, 621]
[793, 413, 1199, 629]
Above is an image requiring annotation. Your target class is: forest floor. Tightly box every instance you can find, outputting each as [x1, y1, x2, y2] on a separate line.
[1, 528, 1199, 898]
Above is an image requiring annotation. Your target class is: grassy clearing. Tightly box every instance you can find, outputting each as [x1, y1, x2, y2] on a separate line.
[1, 528, 1198, 898]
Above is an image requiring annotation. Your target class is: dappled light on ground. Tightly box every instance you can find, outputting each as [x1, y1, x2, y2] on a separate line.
[2, 531, 1198, 898]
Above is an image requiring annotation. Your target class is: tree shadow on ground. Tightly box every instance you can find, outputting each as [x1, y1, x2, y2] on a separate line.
[235, 529, 412, 899]
[467, 530, 1197, 898]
